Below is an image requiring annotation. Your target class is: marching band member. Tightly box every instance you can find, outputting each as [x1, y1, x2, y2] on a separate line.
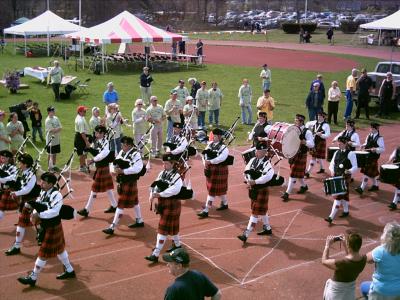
[77, 125, 117, 218]
[305, 111, 331, 177]
[355, 123, 385, 195]
[248, 111, 272, 146]
[325, 137, 358, 224]
[0, 150, 18, 220]
[145, 154, 183, 263]
[103, 136, 144, 235]
[387, 146, 400, 210]
[198, 128, 230, 218]
[5, 153, 39, 255]
[281, 114, 314, 202]
[238, 143, 274, 244]
[164, 123, 188, 157]
[17, 172, 75, 287]
[332, 119, 360, 151]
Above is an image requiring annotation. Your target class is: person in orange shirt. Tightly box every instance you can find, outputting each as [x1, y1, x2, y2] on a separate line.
[256, 89, 275, 122]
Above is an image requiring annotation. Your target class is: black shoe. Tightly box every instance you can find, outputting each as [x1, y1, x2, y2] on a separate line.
[56, 270, 76, 280]
[17, 274, 36, 287]
[145, 254, 159, 263]
[297, 185, 308, 194]
[281, 192, 289, 202]
[316, 169, 325, 174]
[257, 228, 272, 235]
[104, 206, 116, 213]
[5, 246, 20, 256]
[77, 208, 89, 217]
[339, 212, 349, 218]
[304, 172, 310, 178]
[388, 203, 397, 210]
[350, 178, 354, 182]
[216, 204, 228, 211]
[166, 244, 182, 253]
[102, 228, 114, 235]
[355, 187, 363, 195]
[368, 185, 379, 192]
[128, 221, 144, 228]
[324, 217, 333, 224]
[197, 211, 209, 218]
[237, 234, 247, 243]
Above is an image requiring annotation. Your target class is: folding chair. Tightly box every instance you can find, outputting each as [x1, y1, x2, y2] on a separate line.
[78, 78, 90, 94]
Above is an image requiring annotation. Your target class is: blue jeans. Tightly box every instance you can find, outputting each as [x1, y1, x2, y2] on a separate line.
[263, 81, 271, 91]
[32, 127, 44, 141]
[307, 107, 320, 121]
[167, 119, 174, 140]
[241, 105, 253, 124]
[110, 137, 121, 153]
[198, 111, 206, 128]
[360, 281, 371, 299]
[344, 90, 353, 119]
[209, 109, 219, 125]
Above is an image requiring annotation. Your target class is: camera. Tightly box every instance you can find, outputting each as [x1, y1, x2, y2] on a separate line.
[333, 235, 343, 242]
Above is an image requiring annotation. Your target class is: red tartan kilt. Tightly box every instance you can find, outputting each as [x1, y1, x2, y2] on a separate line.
[310, 139, 326, 159]
[335, 174, 351, 202]
[361, 159, 379, 178]
[206, 164, 229, 196]
[158, 197, 181, 235]
[38, 223, 66, 258]
[0, 189, 19, 211]
[251, 187, 269, 215]
[117, 181, 138, 208]
[92, 166, 114, 192]
[18, 206, 33, 227]
[290, 152, 307, 178]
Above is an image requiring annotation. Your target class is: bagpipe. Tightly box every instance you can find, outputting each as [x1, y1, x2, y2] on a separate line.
[114, 156, 146, 184]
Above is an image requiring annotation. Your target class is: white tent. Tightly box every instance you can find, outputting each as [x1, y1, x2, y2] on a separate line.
[3, 10, 85, 56]
[360, 10, 400, 30]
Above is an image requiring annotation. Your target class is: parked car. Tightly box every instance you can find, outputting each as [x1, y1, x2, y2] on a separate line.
[317, 21, 339, 29]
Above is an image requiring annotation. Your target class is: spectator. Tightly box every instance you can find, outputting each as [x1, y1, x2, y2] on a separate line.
[303, 31, 312, 43]
[306, 82, 324, 121]
[310, 74, 326, 100]
[355, 68, 373, 120]
[260, 64, 272, 91]
[89, 107, 102, 139]
[299, 26, 304, 43]
[163, 247, 222, 300]
[6, 112, 24, 156]
[377, 72, 396, 118]
[74, 106, 90, 173]
[175, 79, 190, 106]
[256, 89, 275, 122]
[49, 60, 64, 101]
[29, 102, 44, 143]
[103, 82, 119, 105]
[0, 110, 11, 151]
[322, 232, 367, 300]
[9, 99, 32, 138]
[327, 28, 334, 45]
[131, 99, 147, 154]
[188, 77, 201, 102]
[140, 67, 153, 106]
[344, 68, 358, 120]
[146, 96, 166, 158]
[196, 81, 209, 129]
[164, 90, 183, 140]
[45, 106, 62, 171]
[0, 38, 5, 54]
[183, 96, 199, 130]
[238, 79, 253, 125]
[106, 103, 124, 154]
[361, 221, 400, 299]
[327, 81, 341, 125]
[171, 40, 177, 61]
[196, 39, 204, 64]
[208, 82, 223, 127]
[178, 40, 186, 54]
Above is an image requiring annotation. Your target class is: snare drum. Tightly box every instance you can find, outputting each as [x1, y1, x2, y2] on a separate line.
[327, 147, 339, 162]
[380, 164, 400, 185]
[324, 176, 347, 196]
[242, 147, 256, 164]
[266, 122, 300, 158]
[354, 151, 369, 169]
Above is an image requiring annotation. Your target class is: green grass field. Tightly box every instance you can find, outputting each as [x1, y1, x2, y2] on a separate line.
[0, 43, 395, 170]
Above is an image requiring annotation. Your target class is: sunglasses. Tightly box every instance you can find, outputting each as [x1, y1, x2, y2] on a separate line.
[137, 104, 143, 105]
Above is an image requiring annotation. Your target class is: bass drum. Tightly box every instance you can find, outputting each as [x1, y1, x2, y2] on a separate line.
[267, 122, 300, 158]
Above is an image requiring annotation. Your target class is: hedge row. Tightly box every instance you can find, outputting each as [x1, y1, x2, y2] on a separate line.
[281, 23, 317, 34]
[339, 21, 360, 33]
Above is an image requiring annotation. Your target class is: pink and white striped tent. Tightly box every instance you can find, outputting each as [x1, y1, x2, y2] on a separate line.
[66, 10, 187, 44]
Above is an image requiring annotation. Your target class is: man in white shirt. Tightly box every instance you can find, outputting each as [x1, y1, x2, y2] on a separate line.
[260, 63, 271, 92]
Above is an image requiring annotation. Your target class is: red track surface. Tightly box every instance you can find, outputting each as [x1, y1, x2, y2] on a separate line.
[1, 124, 400, 299]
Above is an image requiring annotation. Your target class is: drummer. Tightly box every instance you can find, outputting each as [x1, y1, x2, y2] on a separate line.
[387, 146, 400, 210]
[332, 119, 360, 151]
[324, 136, 358, 224]
[305, 111, 331, 177]
[281, 114, 314, 202]
[248, 111, 272, 146]
[355, 122, 385, 195]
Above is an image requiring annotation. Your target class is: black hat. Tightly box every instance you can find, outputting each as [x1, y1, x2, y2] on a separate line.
[317, 111, 327, 117]
[18, 153, 33, 167]
[162, 247, 190, 264]
[255, 142, 268, 150]
[0, 150, 13, 158]
[162, 153, 177, 162]
[121, 136, 134, 146]
[173, 122, 183, 129]
[41, 172, 57, 185]
[258, 111, 267, 118]
[47, 106, 55, 112]
[212, 128, 224, 136]
[346, 119, 355, 126]
[295, 114, 306, 122]
[338, 136, 349, 144]
[370, 122, 380, 129]
[94, 125, 107, 134]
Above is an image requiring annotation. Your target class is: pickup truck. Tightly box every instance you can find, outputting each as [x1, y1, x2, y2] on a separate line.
[362, 61, 400, 111]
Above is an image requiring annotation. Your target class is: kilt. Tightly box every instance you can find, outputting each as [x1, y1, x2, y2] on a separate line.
[206, 164, 229, 196]
[290, 152, 307, 178]
[38, 222, 66, 258]
[361, 158, 379, 178]
[335, 174, 351, 202]
[18, 206, 33, 227]
[92, 166, 114, 192]
[310, 138, 326, 159]
[0, 189, 19, 211]
[117, 181, 138, 208]
[251, 187, 269, 215]
[158, 197, 181, 235]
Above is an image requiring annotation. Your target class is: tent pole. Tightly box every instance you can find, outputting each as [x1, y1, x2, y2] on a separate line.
[47, 28, 50, 57]
[24, 35, 27, 56]
[102, 44, 105, 73]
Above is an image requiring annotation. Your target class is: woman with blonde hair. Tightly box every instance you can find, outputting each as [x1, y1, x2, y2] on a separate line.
[132, 99, 147, 154]
[327, 81, 341, 125]
[6, 112, 24, 155]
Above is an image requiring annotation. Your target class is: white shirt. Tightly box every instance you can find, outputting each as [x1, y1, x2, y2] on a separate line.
[362, 133, 385, 154]
[305, 121, 331, 140]
[300, 125, 315, 149]
[15, 169, 36, 197]
[156, 170, 183, 198]
[328, 87, 341, 102]
[260, 69, 271, 84]
[115, 148, 143, 175]
[35, 188, 63, 219]
[93, 139, 110, 162]
[329, 150, 358, 176]
[245, 157, 274, 185]
[170, 135, 188, 156]
[0, 164, 18, 184]
[333, 130, 360, 149]
[205, 142, 229, 165]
